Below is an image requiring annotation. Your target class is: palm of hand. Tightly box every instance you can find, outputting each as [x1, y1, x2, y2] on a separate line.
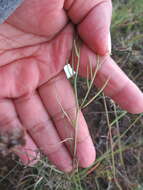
[1, 0, 72, 98]
[0, 0, 93, 172]
[0, 0, 143, 172]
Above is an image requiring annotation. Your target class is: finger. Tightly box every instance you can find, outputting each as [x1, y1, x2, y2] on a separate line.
[65, 0, 112, 55]
[14, 92, 73, 172]
[38, 72, 96, 168]
[0, 98, 38, 165]
[15, 133, 39, 166]
[76, 44, 143, 114]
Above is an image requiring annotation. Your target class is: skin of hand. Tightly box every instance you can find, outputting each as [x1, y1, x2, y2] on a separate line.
[0, 0, 143, 172]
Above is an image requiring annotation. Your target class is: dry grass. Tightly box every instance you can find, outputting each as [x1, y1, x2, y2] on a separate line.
[0, 0, 143, 189]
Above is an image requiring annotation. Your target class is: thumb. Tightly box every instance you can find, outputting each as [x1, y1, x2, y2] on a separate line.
[65, 0, 112, 55]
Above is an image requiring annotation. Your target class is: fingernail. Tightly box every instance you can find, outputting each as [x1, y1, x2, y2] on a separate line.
[108, 32, 112, 55]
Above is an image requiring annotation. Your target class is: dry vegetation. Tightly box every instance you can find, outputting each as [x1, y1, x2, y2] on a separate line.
[0, 0, 143, 189]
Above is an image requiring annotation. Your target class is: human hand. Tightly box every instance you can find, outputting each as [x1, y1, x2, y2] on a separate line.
[0, 0, 143, 172]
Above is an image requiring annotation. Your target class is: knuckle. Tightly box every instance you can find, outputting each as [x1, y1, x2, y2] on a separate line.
[0, 115, 17, 127]
[29, 121, 49, 135]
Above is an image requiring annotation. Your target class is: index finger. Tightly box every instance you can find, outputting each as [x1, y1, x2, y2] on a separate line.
[75, 44, 143, 114]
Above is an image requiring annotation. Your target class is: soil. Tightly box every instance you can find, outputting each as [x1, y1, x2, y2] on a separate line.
[0, 129, 25, 156]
